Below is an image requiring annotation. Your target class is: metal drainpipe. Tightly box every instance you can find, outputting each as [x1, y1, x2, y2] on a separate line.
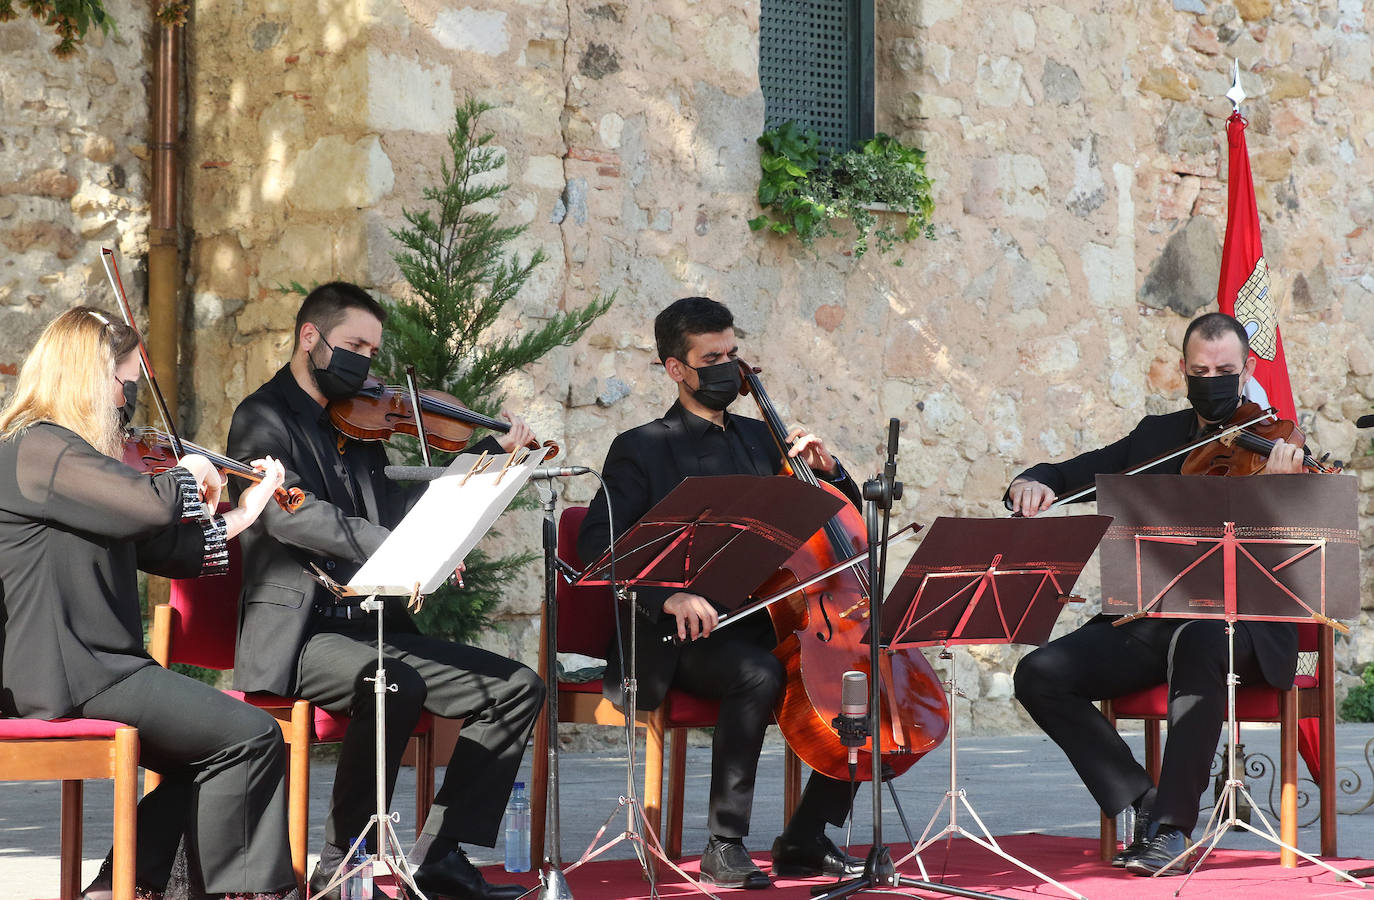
[147, 18, 181, 419]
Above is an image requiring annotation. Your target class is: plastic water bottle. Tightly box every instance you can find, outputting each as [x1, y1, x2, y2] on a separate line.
[341, 846, 372, 900]
[504, 781, 531, 872]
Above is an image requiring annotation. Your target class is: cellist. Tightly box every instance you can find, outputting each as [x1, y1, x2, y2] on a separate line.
[579, 296, 865, 889]
[1007, 311, 1305, 876]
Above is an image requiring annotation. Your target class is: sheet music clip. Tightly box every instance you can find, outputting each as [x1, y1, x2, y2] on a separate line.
[460, 451, 492, 486]
[308, 563, 360, 599]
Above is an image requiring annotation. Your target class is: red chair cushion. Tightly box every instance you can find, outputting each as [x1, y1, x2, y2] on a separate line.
[556, 506, 620, 658]
[0, 717, 126, 739]
[1110, 683, 1294, 721]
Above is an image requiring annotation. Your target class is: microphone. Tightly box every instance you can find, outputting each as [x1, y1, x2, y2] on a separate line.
[833, 670, 870, 768]
[527, 465, 592, 480]
[1357, 415, 1374, 429]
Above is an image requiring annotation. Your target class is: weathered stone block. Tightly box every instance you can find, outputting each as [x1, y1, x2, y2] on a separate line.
[1139, 216, 1221, 316]
[287, 135, 394, 211]
[1266, 69, 1312, 101]
[1234, 0, 1272, 21]
[1140, 65, 1197, 102]
[1042, 59, 1082, 106]
[432, 7, 509, 55]
[975, 55, 1025, 108]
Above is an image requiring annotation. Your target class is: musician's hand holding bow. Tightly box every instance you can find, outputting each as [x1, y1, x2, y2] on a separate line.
[1009, 477, 1056, 517]
[787, 427, 838, 476]
[665, 591, 718, 641]
[1263, 438, 1304, 474]
[221, 457, 286, 539]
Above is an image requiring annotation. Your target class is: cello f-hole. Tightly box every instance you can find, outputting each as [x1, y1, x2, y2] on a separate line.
[815, 592, 836, 643]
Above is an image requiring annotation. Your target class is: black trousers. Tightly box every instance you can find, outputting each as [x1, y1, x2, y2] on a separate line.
[1013, 616, 1265, 834]
[296, 620, 545, 849]
[77, 664, 294, 894]
[672, 612, 854, 840]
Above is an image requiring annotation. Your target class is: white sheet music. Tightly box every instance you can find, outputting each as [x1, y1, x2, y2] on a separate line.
[348, 450, 543, 596]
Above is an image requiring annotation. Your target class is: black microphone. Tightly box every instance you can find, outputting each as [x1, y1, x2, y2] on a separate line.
[1357, 415, 1374, 429]
[832, 670, 870, 768]
[527, 465, 593, 480]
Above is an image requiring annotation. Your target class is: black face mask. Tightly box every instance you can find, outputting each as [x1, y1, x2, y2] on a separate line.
[687, 360, 743, 411]
[117, 377, 138, 427]
[310, 338, 372, 401]
[1186, 373, 1243, 424]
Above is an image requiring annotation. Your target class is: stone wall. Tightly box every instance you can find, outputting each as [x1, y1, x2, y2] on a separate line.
[0, 0, 153, 378]
[178, 0, 1374, 731]
[5, 0, 1374, 735]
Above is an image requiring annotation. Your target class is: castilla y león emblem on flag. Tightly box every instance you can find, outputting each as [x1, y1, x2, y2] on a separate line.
[1233, 256, 1277, 362]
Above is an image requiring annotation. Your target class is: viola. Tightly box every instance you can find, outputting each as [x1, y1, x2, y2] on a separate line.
[328, 376, 557, 456]
[123, 426, 305, 513]
[1181, 401, 1341, 476]
[737, 359, 949, 781]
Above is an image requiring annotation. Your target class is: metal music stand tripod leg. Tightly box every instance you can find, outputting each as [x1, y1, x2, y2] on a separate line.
[811, 420, 1011, 900]
[309, 587, 428, 900]
[1154, 619, 1366, 893]
[535, 484, 574, 900]
[896, 647, 1085, 900]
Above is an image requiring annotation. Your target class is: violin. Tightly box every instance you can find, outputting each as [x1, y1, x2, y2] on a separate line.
[123, 426, 306, 513]
[737, 359, 949, 781]
[328, 376, 556, 456]
[1181, 401, 1341, 476]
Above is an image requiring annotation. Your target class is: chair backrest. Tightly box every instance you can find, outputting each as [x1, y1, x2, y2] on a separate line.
[555, 505, 618, 657]
[1296, 620, 1319, 654]
[165, 538, 243, 671]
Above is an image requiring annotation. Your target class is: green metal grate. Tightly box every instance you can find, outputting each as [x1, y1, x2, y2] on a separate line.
[760, 0, 874, 152]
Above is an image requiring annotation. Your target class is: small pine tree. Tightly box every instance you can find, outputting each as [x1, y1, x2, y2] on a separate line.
[377, 96, 612, 642]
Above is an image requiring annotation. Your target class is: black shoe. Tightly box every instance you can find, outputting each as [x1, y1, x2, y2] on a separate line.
[771, 832, 864, 878]
[1111, 810, 1154, 868]
[307, 862, 341, 900]
[413, 848, 527, 900]
[699, 837, 771, 889]
[1124, 827, 1194, 877]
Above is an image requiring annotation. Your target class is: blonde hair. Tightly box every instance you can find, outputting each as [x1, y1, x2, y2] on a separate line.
[0, 307, 140, 457]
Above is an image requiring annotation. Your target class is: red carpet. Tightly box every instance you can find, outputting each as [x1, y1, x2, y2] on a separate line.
[458, 834, 1373, 900]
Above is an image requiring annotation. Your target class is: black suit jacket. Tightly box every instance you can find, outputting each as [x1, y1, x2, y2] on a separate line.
[226, 365, 498, 695]
[578, 402, 861, 711]
[1009, 408, 1298, 690]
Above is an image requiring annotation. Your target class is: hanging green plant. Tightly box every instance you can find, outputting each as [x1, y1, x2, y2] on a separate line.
[0, 0, 186, 56]
[749, 121, 936, 260]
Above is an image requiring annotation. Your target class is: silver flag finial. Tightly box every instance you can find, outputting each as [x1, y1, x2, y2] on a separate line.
[1226, 58, 1247, 113]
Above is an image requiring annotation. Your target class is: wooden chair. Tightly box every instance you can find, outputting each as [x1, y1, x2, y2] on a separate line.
[0, 717, 139, 900]
[1098, 622, 1336, 867]
[530, 505, 802, 866]
[147, 536, 437, 889]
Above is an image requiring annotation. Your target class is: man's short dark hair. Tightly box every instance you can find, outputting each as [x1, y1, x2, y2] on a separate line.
[294, 282, 388, 348]
[1183, 312, 1250, 359]
[654, 297, 733, 364]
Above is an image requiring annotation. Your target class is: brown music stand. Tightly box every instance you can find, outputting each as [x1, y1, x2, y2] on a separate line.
[1095, 473, 1364, 890]
[568, 475, 846, 897]
[884, 515, 1113, 900]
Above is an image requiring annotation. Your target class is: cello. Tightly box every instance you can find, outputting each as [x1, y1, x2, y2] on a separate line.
[738, 359, 950, 781]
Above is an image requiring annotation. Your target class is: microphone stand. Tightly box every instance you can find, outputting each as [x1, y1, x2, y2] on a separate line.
[814, 420, 1008, 900]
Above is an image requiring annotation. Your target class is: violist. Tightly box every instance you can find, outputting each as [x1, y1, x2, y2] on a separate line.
[1007, 312, 1305, 875]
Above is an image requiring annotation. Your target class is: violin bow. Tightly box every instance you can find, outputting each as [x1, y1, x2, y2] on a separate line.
[1044, 407, 1278, 510]
[100, 248, 186, 459]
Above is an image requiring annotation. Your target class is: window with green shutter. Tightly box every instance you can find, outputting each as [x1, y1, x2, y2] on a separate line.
[759, 0, 874, 152]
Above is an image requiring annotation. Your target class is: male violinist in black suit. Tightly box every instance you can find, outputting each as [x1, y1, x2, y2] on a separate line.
[579, 296, 866, 889]
[227, 282, 545, 900]
[1008, 312, 1305, 875]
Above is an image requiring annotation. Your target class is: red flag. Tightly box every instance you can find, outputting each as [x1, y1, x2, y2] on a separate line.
[1216, 112, 1296, 423]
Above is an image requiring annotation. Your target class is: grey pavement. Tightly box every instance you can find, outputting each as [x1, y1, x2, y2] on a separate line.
[5, 723, 1374, 897]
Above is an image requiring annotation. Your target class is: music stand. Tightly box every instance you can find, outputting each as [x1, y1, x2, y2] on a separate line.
[308, 447, 553, 900]
[879, 515, 1111, 900]
[1096, 473, 1365, 891]
[569, 475, 847, 895]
